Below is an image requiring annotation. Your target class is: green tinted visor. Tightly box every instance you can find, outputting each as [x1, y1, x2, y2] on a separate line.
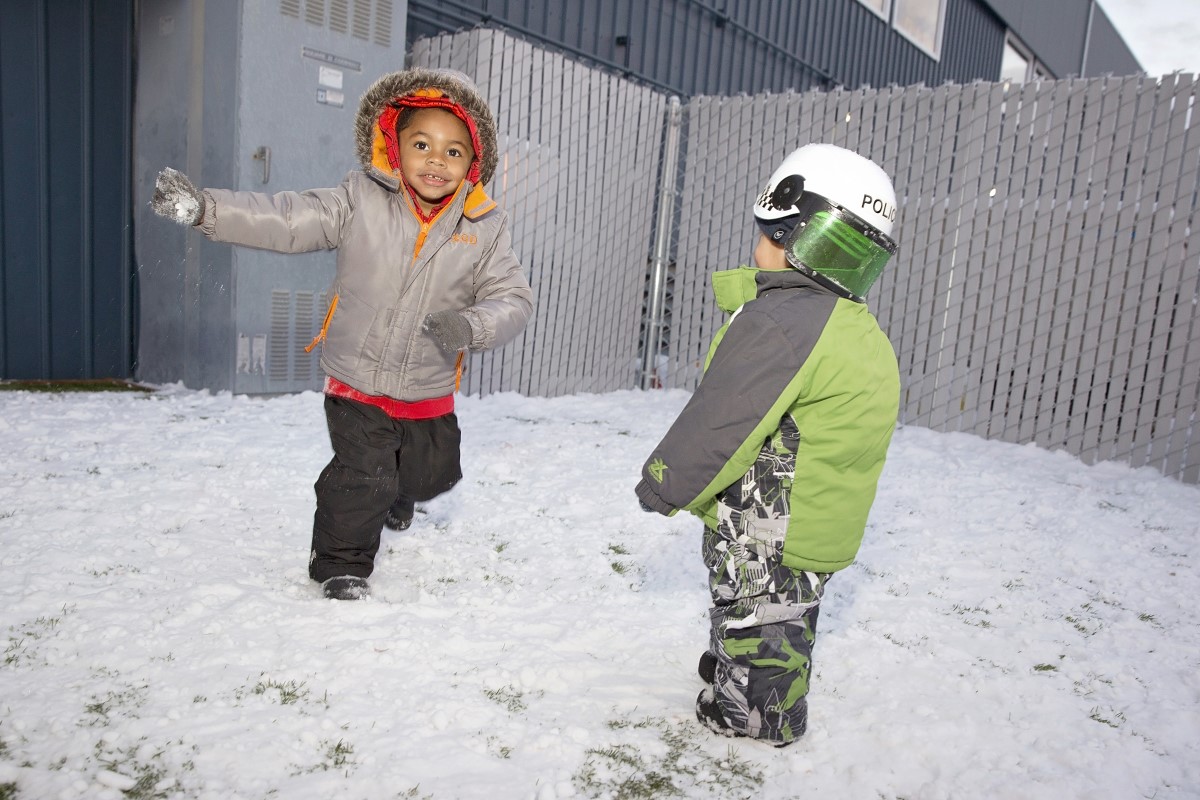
[782, 204, 897, 300]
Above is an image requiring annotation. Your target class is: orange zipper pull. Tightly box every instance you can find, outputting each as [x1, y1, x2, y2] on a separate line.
[305, 294, 339, 353]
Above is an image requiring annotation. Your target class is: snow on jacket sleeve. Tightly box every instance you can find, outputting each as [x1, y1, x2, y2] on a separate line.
[460, 218, 533, 351]
[197, 178, 353, 252]
[636, 300, 825, 519]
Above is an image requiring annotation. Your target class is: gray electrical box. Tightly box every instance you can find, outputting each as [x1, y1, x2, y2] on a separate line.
[133, 0, 404, 394]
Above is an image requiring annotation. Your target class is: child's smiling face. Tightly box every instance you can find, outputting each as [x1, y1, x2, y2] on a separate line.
[397, 108, 476, 213]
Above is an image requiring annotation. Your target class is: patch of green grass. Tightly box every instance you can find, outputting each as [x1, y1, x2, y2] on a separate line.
[93, 736, 191, 800]
[1032, 663, 1057, 672]
[1089, 707, 1126, 728]
[302, 739, 355, 774]
[485, 735, 513, 759]
[483, 685, 530, 714]
[0, 782, 18, 800]
[575, 715, 763, 799]
[0, 379, 152, 393]
[252, 678, 309, 705]
[83, 682, 149, 725]
[5, 606, 77, 667]
[950, 603, 994, 628]
[398, 787, 434, 800]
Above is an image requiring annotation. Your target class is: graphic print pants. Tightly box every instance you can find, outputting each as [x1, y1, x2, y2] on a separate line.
[702, 416, 829, 745]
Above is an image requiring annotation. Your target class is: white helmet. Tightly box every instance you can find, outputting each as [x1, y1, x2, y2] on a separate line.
[753, 144, 899, 299]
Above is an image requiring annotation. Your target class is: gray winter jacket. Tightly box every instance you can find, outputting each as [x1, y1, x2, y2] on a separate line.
[196, 69, 533, 401]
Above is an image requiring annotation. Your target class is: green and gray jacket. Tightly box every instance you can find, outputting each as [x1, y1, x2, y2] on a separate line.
[635, 266, 899, 573]
[196, 68, 532, 401]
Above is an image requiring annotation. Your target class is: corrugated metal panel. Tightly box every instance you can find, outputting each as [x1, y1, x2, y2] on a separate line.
[406, 0, 1036, 97]
[1082, 4, 1144, 77]
[0, 0, 135, 381]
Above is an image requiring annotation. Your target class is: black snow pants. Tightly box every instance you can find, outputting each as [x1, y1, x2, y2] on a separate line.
[309, 395, 461, 583]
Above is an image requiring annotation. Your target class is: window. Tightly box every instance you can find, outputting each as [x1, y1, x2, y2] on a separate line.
[856, 0, 944, 59]
[858, 0, 890, 18]
[1000, 34, 1051, 83]
[1000, 39, 1029, 83]
[892, 0, 944, 57]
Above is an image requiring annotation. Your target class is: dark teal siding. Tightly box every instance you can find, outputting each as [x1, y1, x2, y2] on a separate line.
[0, 0, 135, 380]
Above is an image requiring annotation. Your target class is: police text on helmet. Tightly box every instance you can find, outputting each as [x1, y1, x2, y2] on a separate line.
[862, 195, 896, 222]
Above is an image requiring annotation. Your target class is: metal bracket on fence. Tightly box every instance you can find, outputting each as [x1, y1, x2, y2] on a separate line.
[641, 96, 683, 390]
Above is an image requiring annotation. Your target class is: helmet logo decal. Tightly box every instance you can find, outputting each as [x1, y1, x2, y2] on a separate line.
[862, 194, 896, 222]
[768, 174, 805, 211]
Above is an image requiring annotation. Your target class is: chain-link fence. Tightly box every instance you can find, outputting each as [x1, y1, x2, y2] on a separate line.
[415, 29, 1200, 484]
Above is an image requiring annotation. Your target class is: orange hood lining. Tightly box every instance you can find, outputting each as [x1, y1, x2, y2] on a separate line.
[373, 88, 485, 186]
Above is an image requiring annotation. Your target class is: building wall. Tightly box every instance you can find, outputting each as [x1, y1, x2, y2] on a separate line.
[406, 0, 1141, 98]
[132, 0, 404, 393]
[0, 0, 136, 381]
[987, 0, 1142, 78]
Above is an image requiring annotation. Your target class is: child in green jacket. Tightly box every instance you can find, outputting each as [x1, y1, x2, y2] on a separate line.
[636, 143, 901, 746]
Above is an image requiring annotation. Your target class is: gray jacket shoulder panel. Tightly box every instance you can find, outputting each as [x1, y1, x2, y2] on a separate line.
[640, 281, 837, 510]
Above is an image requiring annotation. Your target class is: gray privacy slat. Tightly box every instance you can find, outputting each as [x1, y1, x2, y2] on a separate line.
[560, 56, 591, 394]
[1144, 75, 1200, 474]
[1004, 81, 1049, 439]
[1080, 76, 1142, 460]
[900, 85, 955, 425]
[927, 83, 991, 431]
[1041, 77, 1113, 453]
[1016, 81, 1078, 446]
[957, 82, 1007, 435]
[1118, 74, 1195, 465]
[970, 80, 1026, 438]
[1089, 73, 1166, 458]
[995, 80, 1044, 439]
[935, 82, 988, 432]
[891, 85, 935, 411]
[1017, 78, 1070, 447]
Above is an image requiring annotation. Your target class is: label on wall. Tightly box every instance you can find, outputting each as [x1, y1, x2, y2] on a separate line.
[317, 88, 345, 108]
[318, 66, 343, 89]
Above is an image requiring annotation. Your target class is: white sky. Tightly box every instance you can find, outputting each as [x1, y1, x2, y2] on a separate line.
[1100, 0, 1200, 75]
[1, 385, 1198, 798]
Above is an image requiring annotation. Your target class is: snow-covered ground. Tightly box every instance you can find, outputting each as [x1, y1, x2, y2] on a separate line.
[1, 385, 1197, 799]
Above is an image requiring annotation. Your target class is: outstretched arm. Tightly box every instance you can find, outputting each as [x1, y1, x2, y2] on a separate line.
[149, 167, 352, 253]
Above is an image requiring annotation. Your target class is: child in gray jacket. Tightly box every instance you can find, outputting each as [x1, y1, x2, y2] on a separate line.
[151, 68, 533, 600]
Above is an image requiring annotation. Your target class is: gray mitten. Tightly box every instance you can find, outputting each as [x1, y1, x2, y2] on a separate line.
[151, 167, 205, 226]
[423, 310, 473, 353]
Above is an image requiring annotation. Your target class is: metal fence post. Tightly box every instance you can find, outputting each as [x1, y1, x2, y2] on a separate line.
[641, 95, 683, 389]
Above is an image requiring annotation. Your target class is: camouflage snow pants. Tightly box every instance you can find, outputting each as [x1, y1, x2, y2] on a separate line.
[703, 525, 828, 745]
[702, 418, 829, 745]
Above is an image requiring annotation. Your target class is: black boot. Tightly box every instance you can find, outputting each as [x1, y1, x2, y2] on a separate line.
[694, 688, 799, 747]
[697, 650, 717, 684]
[322, 575, 370, 600]
[695, 687, 743, 739]
[384, 497, 416, 531]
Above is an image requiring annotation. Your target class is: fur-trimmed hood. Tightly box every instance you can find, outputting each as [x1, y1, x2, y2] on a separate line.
[354, 68, 498, 192]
